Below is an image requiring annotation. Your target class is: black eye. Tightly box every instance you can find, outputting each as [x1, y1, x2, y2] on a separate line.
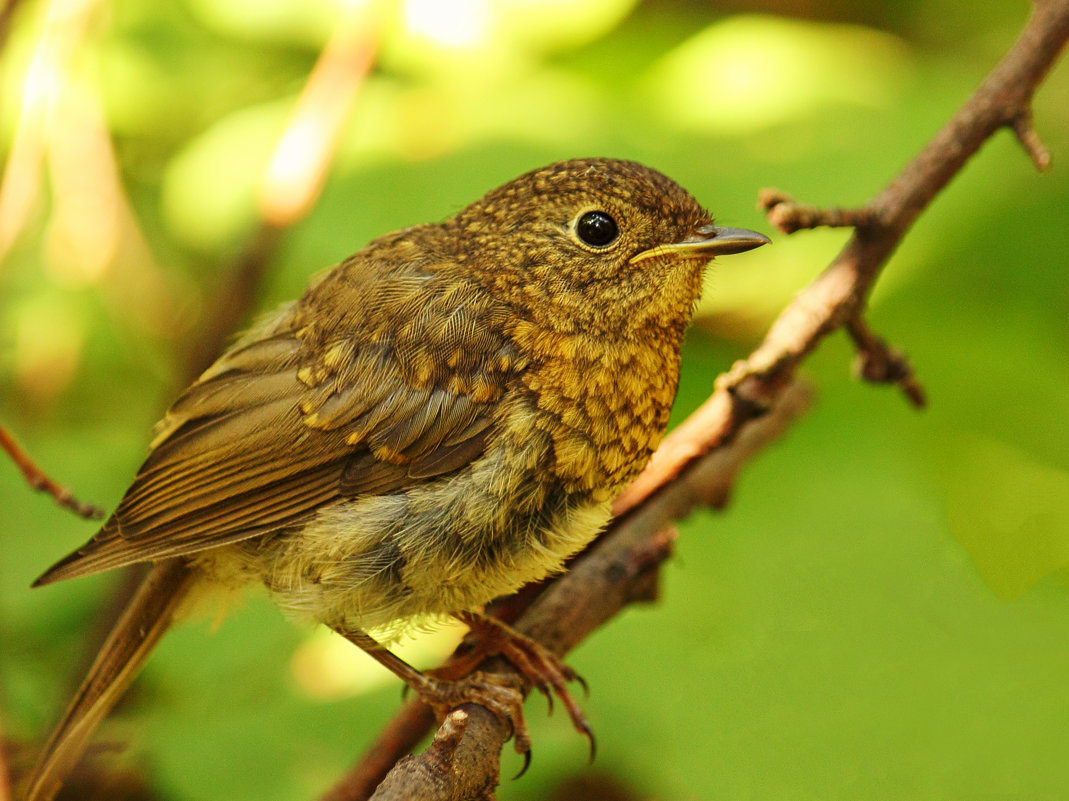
[576, 211, 618, 247]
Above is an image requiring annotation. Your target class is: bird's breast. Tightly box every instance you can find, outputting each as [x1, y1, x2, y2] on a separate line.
[511, 323, 681, 498]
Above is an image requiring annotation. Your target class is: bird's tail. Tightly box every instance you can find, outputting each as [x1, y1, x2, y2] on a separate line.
[23, 559, 195, 801]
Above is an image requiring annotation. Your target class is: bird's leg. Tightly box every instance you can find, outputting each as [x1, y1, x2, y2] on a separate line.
[443, 611, 595, 760]
[333, 626, 533, 754]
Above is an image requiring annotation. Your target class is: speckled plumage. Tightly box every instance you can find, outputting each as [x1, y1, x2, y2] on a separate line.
[26, 158, 768, 801]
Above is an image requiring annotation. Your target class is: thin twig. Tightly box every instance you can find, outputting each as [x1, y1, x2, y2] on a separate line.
[329, 1, 1069, 797]
[0, 423, 104, 519]
[845, 317, 927, 408]
[758, 189, 877, 234]
[1011, 110, 1053, 171]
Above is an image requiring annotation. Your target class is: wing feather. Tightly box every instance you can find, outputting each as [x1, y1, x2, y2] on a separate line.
[35, 256, 524, 587]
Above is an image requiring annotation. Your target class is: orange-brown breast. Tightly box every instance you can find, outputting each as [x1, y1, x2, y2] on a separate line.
[509, 320, 682, 500]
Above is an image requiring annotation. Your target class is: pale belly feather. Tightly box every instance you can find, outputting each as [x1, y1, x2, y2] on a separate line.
[196, 435, 610, 637]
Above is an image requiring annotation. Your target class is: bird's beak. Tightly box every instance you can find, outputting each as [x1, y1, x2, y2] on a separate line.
[630, 224, 771, 264]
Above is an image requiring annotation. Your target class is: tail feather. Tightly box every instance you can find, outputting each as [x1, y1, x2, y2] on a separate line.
[23, 560, 195, 801]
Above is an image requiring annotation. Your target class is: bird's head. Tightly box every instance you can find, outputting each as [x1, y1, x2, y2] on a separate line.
[449, 158, 769, 337]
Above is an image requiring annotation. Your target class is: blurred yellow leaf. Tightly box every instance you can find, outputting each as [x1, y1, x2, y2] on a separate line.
[289, 622, 465, 700]
[10, 292, 87, 404]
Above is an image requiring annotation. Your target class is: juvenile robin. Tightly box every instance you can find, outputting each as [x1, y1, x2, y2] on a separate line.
[25, 157, 769, 801]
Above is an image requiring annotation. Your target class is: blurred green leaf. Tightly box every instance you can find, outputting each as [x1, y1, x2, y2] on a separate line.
[641, 15, 913, 135]
[161, 101, 290, 249]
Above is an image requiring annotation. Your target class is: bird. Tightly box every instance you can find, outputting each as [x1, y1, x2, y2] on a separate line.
[24, 157, 769, 801]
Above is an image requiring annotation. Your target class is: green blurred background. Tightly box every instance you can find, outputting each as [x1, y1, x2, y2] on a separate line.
[2, 0, 1069, 799]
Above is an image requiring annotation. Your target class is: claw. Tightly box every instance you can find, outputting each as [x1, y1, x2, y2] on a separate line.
[573, 671, 589, 698]
[512, 748, 533, 779]
[580, 720, 597, 763]
[538, 682, 554, 714]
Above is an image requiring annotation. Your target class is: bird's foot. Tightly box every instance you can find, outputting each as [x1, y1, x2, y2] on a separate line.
[409, 669, 533, 756]
[334, 627, 536, 766]
[435, 611, 595, 761]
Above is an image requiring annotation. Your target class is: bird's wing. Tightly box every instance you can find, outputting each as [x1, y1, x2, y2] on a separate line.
[35, 257, 524, 585]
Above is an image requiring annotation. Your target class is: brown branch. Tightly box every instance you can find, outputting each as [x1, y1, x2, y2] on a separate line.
[0, 423, 104, 519]
[364, 709, 505, 801]
[725, 0, 1069, 410]
[323, 1, 1069, 797]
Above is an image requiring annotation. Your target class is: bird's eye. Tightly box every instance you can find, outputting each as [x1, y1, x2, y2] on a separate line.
[576, 211, 618, 248]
